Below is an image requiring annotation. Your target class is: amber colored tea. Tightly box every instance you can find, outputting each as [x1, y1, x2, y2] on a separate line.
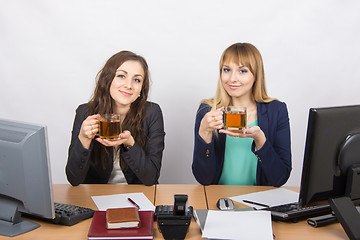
[224, 111, 247, 133]
[99, 115, 121, 140]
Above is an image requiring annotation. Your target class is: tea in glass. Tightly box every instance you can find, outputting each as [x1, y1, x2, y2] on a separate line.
[224, 106, 247, 133]
[99, 114, 121, 140]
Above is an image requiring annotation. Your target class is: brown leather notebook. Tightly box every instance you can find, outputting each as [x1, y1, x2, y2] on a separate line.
[106, 207, 140, 229]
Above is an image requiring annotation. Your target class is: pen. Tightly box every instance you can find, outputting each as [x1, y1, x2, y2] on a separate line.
[128, 198, 140, 209]
[242, 200, 269, 208]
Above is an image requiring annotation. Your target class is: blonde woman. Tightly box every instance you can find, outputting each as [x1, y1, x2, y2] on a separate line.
[192, 43, 291, 187]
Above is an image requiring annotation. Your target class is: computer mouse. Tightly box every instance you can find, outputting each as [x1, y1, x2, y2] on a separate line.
[216, 198, 235, 210]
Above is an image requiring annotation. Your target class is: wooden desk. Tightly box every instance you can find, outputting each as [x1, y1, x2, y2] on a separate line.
[5, 184, 349, 240]
[154, 184, 206, 209]
[205, 185, 348, 240]
[8, 184, 155, 240]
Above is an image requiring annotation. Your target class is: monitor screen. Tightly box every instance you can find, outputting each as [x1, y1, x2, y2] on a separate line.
[298, 105, 360, 208]
[0, 119, 54, 237]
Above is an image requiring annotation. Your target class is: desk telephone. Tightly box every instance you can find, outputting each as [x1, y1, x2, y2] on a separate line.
[154, 194, 193, 239]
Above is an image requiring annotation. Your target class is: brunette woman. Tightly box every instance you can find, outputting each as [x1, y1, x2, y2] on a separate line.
[66, 51, 165, 186]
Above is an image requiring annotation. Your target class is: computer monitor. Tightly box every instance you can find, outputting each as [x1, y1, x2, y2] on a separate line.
[298, 105, 360, 239]
[0, 119, 55, 237]
[299, 104, 360, 207]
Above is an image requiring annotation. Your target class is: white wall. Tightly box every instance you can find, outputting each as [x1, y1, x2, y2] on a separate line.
[1, 0, 359, 186]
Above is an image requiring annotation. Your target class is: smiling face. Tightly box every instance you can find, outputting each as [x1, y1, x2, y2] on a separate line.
[109, 60, 144, 112]
[221, 61, 255, 102]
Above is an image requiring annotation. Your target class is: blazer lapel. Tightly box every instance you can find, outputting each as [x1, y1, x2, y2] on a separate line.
[257, 102, 269, 138]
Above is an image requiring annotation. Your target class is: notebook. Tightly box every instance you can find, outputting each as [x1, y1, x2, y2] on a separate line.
[106, 207, 140, 229]
[88, 211, 153, 239]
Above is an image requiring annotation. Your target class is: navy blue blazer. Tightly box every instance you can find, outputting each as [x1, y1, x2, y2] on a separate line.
[192, 101, 292, 187]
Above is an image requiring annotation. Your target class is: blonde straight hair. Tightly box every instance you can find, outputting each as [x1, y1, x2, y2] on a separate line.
[203, 43, 276, 109]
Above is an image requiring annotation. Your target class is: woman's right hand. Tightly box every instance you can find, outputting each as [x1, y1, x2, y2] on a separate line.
[198, 108, 224, 143]
[78, 114, 100, 149]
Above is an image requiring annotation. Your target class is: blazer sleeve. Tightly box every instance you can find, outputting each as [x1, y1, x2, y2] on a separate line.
[253, 102, 292, 187]
[192, 103, 219, 185]
[120, 103, 165, 186]
[66, 104, 93, 186]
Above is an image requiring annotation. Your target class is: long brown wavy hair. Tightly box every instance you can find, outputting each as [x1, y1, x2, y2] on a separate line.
[87, 50, 150, 169]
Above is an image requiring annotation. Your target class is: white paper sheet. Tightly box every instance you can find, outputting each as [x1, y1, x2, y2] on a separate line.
[202, 210, 273, 240]
[91, 192, 155, 211]
[230, 188, 299, 209]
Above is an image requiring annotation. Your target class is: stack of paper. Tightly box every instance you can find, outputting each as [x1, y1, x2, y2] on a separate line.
[201, 210, 273, 240]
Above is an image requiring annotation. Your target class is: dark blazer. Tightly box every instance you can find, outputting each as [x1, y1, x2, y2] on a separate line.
[66, 101, 165, 186]
[192, 101, 291, 187]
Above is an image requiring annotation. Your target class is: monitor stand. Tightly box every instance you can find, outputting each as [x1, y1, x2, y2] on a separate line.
[329, 166, 360, 240]
[0, 198, 40, 237]
[329, 196, 360, 240]
[332, 135, 360, 240]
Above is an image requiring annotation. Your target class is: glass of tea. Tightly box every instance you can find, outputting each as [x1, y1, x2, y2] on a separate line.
[99, 114, 121, 140]
[223, 106, 247, 133]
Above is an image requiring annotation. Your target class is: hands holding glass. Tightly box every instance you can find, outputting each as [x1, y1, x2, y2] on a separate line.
[200, 106, 263, 138]
[219, 106, 264, 141]
[221, 106, 266, 149]
[80, 114, 134, 148]
[222, 106, 247, 133]
[200, 106, 246, 134]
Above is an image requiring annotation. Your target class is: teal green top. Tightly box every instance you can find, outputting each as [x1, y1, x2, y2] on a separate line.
[218, 120, 258, 185]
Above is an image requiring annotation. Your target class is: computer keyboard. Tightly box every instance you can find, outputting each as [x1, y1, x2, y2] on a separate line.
[50, 202, 95, 226]
[268, 202, 332, 221]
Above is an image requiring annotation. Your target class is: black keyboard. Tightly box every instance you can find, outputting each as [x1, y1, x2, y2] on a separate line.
[50, 202, 95, 226]
[268, 202, 332, 221]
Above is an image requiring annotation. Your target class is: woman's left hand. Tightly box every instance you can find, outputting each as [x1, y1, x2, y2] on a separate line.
[219, 126, 266, 149]
[96, 130, 135, 148]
